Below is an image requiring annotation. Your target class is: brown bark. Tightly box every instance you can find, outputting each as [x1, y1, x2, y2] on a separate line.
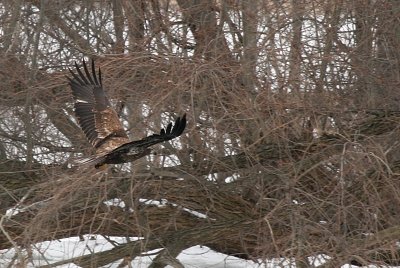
[176, 0, 234, 63]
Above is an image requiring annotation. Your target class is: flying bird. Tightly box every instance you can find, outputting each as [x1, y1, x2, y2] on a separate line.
[67, 59, 186, 169]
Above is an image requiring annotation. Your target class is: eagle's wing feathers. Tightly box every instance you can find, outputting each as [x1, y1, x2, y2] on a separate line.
[113, 114, 187, 152]
[68, 59, 128, 150]
[136, 114, 186, 147]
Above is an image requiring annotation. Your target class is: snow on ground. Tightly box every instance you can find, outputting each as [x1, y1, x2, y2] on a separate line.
[0, 235, 261, 267]
[0, 235, 396, 267]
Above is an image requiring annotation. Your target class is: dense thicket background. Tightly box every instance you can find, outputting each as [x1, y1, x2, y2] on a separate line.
[1, 0, 400, 267]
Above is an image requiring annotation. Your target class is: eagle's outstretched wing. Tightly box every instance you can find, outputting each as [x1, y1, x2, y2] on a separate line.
[110, 114, 187, 154]
[67, 59, 129, 153]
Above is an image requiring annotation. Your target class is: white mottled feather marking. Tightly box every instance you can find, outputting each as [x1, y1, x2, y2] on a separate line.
[76, 99, 89, 103]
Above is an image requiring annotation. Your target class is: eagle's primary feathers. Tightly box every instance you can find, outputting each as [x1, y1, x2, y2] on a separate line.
[67, 59, 186, 168]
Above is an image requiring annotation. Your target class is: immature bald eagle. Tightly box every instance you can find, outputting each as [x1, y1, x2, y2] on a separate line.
[67, 59, 186, 169]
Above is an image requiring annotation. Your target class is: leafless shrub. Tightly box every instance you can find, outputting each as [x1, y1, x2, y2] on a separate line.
[1, 0, 400, 267]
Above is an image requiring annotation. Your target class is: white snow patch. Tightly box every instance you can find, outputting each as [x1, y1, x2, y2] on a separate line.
[0, 236, 390, 268]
